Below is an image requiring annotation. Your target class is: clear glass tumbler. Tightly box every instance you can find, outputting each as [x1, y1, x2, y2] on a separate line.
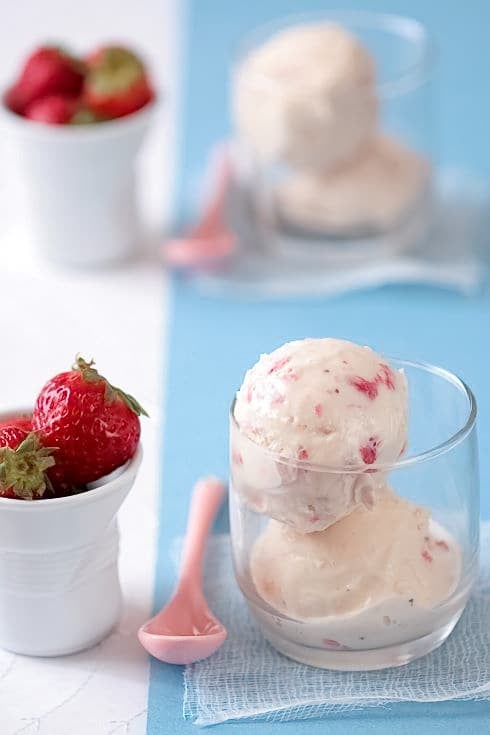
[229, 360, 479, 670]
[231, 11, 435, 263]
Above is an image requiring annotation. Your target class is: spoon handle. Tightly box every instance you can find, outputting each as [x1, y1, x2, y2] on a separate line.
[178, 477, 226, 588]
[194, 147, 231, 234]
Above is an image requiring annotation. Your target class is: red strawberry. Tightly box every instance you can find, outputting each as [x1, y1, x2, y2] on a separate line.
[4, 85, 27, 115]
[84, 46, 154, 119]
[33, 356, 147, 490]
[6, 46, 85, 116]
[25, 94, 77, 124]
[0, 414, 32, 432]
[0, 425, 55, 500]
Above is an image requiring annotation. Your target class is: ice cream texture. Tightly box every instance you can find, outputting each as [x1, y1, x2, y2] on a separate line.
[276, 135, 431, 234]
[251, 486, 460, 620]
[235, 338, 407, 467]
[232, 338, 407, 531]
[233, 23, 377, 171]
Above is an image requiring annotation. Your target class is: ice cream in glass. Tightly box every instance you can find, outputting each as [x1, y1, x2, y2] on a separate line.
[230, 338, 479, 670]
[232, 14, 433, 245]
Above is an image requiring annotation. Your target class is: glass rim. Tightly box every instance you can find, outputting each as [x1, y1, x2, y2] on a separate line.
[230, 357, 477, 475]
[232, 10, 435, 99]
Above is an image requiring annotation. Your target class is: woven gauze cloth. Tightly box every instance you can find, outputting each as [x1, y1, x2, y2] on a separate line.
[183, 523, 490, 726]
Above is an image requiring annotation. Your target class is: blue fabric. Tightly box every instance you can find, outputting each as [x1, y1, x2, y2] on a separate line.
[147, 0, 490, 731]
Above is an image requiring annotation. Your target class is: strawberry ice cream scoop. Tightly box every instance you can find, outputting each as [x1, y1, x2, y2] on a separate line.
[232, 338, 408, 531]
[250, 486, 461, 650]
[233, 23, 377, 172]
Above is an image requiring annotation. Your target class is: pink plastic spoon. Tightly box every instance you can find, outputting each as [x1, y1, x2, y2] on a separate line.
[138, 476, 227, 664]
[163, 147, 235, 269]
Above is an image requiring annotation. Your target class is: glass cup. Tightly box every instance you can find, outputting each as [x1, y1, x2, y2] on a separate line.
[229, 360, 479, 670]
[231, 12, 435, 263]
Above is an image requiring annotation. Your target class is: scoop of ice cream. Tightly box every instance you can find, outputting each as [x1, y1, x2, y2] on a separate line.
[235, 338, 407, 467]
[251, 486, 460, 620]
[233, 23, 377, 171]
[232, 338, 408, 531]
[276, 135, 431, 234]
[231, 418, 386, 532]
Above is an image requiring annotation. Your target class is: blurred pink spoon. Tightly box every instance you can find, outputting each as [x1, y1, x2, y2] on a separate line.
[138, 476, 227, 664]
[163, 147, 235, 268]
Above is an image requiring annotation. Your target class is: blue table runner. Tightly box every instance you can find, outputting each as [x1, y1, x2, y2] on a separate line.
[147, 0, 490, 731]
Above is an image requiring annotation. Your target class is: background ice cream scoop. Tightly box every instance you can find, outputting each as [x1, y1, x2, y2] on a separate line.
[233, 23, 378, 172]
[232, 338, 408, 531]
[276, 135, 431, 235]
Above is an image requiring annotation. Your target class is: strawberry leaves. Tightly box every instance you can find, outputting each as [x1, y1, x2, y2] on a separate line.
[73, 355, 149, 417]
[0, 433, 56, 500]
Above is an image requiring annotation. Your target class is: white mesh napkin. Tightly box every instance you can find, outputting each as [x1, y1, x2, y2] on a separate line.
[183, 522, 490, 726]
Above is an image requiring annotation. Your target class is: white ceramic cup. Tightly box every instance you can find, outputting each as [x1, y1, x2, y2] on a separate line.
[0, 421, 142, 657]
[0, 99, 154, 267]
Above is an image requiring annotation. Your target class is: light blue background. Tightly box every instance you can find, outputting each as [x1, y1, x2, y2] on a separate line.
[147, 1, 490, 732]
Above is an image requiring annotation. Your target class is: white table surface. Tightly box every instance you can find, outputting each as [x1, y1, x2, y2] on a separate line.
[0, 1, 179, 732]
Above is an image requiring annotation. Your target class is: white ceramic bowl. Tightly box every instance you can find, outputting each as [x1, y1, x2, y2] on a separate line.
[0, 411, 142, 656]
[0, 98, 155, 268]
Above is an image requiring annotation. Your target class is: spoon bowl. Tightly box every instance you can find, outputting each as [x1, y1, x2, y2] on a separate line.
[139, 589, 227, 664]
[165, 232, 234, 268]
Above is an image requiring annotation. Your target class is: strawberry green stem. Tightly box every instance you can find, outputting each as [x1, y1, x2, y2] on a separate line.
[73, 355, 149, 417]
[0, 433, 56, 500]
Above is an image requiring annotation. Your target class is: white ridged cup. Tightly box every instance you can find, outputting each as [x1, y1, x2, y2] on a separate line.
[0, 431, 142, 657]
[0, 99, 154, 268]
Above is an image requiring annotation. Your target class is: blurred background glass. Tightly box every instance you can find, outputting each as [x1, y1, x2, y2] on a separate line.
[231, 12, 435, 262]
